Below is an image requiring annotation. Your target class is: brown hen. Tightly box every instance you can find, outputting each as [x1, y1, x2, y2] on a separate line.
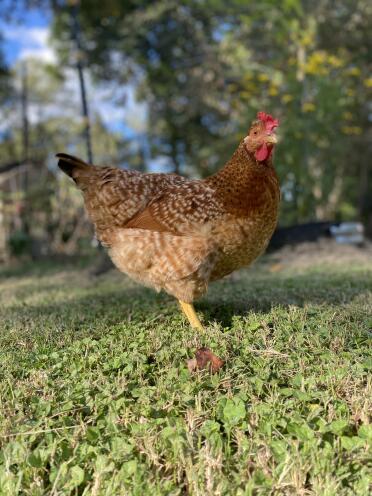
[57, 112, 280, 330]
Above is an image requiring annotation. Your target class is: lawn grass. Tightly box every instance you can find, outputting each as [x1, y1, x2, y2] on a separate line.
[0, 253, 371, 495]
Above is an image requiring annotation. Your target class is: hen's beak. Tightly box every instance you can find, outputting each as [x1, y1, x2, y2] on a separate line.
[266, 133, 278, 145]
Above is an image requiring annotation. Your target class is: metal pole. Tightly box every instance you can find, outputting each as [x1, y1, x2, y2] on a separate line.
[21, 61, 29, 163]
[70, 1, 93, 163]
[20, 61, 30, 234]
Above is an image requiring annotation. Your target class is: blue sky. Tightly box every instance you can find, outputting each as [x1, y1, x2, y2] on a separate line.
[1, 8, 51, 65]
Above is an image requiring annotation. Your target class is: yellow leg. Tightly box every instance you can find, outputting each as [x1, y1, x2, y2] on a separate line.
[179, 300, 204, 330]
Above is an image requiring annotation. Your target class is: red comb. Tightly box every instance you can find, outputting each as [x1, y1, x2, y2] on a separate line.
[257, 111, 279, 132]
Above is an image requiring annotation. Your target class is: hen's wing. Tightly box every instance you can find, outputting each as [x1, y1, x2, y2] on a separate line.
[125, 181, 224, 235]
[80, 167, 187, 242]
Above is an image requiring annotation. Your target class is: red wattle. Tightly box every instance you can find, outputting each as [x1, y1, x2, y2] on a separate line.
[255, 143, 270, 161]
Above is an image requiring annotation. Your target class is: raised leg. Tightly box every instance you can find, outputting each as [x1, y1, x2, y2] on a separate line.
[179, 300, 204, 330]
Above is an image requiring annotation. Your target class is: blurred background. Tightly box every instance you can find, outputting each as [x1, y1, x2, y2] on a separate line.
[0, 0, 371, 263]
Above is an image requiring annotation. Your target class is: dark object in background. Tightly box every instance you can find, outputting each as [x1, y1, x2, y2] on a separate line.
[269, 221, 365, 251]
[269, 222, 333, 250]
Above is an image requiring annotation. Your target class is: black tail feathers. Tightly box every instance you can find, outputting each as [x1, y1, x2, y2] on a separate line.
[56, 153, 90, 179]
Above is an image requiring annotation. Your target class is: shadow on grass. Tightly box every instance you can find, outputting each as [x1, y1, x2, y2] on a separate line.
[201, 269, 372, 327]
[2, 265, 371, 346]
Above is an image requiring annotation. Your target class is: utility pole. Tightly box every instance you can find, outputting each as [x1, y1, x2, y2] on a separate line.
[21, 61, 29, 163]
[20, 61, 30, 233]
[70, 0, 93, 163]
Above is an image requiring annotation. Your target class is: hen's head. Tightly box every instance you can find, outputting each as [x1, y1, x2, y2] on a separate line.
[244, 112, 279, 162]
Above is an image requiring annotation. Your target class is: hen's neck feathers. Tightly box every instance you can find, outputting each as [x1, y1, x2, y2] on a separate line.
[204, 140, 279, 215]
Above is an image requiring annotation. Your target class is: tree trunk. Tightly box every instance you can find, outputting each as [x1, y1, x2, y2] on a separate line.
[20, 63, 30, 236]
[71, 2, 93, 164]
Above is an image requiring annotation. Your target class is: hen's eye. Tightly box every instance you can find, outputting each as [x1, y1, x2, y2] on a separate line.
[253, 131, 257, 135]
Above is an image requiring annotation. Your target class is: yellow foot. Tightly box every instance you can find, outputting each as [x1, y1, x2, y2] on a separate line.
[179, 300, 204, 330]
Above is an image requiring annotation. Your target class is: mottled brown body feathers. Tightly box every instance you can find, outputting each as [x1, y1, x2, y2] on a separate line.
[57, 138, 280, 303]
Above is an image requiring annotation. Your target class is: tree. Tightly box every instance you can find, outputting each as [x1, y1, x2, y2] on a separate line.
[51, 1, 237, 175]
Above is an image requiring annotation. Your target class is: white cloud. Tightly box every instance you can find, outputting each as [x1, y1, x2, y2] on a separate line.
[3, 25, 56, 63]
[4, 25, 48, 44]
[19, 46, 56, 63]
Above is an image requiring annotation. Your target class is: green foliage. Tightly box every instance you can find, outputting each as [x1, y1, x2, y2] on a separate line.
[7, 229, 32, 256]
[52, 0, 234, 175]
[0, 254, 371, 494]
